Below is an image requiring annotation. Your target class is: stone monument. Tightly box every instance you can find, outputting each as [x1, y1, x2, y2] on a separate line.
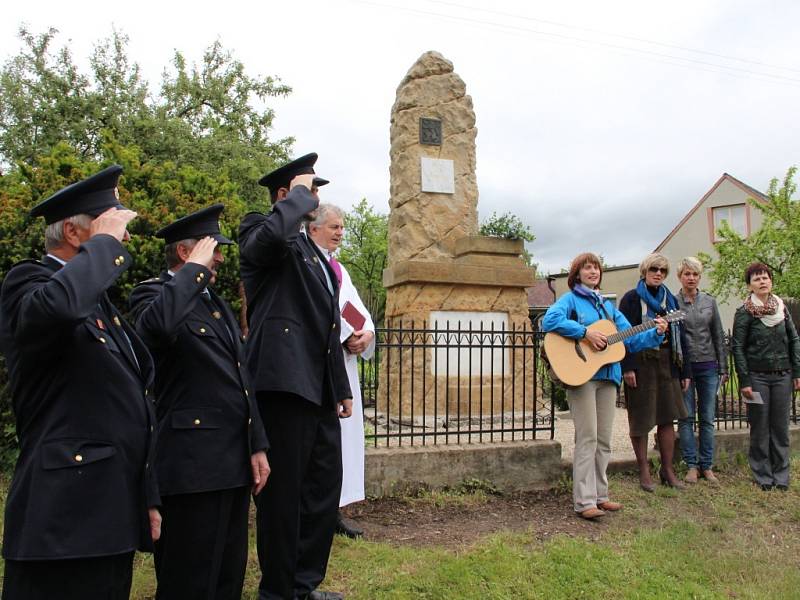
[381, 51, 537, 423]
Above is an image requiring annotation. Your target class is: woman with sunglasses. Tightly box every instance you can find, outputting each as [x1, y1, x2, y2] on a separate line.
[619, 253, 691, 491]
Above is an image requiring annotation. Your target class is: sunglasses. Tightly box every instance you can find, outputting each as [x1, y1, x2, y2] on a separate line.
[648, 267, 668, 274]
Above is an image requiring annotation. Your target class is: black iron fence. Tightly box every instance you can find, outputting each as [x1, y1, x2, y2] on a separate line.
[358, 324, 799, 447]
[358, 321, 555, 446]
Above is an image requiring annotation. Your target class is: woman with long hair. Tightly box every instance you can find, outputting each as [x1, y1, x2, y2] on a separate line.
[543, 253, 666, 519]
[619, 253, 691, 491]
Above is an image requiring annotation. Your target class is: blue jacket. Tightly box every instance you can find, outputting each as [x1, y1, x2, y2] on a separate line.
[542, 290, 664, 386]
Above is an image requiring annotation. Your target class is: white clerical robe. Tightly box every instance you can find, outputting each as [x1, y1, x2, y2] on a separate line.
[332, 258, 375, 506]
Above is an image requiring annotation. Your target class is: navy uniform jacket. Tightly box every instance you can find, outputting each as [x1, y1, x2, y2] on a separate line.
[238, 185, 351, 405]
[0, 234, 159, 560]
[129, 265, 269, 496]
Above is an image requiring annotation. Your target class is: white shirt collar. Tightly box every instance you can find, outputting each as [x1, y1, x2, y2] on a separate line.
[313, 241, 334, 260]
[46, 253, 67, 266]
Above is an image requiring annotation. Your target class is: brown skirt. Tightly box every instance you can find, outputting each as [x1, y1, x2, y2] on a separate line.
[624, 346, 688, 436]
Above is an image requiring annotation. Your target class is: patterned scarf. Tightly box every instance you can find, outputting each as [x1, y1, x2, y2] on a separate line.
[635, 278, 683, 368]
[744, 293, 784, 328]
[572, 284, 608, 318]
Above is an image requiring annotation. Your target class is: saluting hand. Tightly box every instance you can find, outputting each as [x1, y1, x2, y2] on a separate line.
[338, 398, 353, 418]
[186, 236, 219, 270]
[290, 173, 315, 191]
[250, 450, 270, 496]
[149, 507, 162, 542]
[90, 207, 138, 242]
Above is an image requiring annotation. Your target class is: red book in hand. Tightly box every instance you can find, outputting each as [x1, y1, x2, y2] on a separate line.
[341, 301, 366, 331]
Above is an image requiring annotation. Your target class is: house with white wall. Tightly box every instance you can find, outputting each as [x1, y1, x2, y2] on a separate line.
[544, 173, 767, 330]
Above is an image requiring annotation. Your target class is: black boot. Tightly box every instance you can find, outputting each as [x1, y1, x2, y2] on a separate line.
[335, 510, 363, 539]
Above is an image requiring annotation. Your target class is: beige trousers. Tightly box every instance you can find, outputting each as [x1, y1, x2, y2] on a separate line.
[567, 380, 617, 512]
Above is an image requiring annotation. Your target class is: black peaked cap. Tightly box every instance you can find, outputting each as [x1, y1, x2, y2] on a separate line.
[258, 152, 318, 191]
[313, 176, 329, 187]
[30, 165, 125, 224]
[156, 203, 233, 245]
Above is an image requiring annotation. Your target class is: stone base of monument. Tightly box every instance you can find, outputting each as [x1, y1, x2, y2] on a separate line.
[380, 236, 537, 419]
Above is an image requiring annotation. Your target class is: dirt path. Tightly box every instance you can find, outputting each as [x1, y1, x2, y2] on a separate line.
[343, 486, 610, 549]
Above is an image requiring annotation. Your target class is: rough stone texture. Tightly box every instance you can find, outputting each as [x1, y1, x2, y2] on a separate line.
[379, 283, 540, 417]
[381, 52, 536, 420]
[388, 51, 478, 264]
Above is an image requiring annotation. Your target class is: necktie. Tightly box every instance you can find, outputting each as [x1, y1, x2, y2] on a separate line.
[329, 255, 343, 287]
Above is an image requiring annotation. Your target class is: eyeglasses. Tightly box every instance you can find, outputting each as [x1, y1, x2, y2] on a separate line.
[648, 267, 668, 274]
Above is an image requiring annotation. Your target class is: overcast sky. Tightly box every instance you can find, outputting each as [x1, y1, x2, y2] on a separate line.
[2, 0, 798, 274]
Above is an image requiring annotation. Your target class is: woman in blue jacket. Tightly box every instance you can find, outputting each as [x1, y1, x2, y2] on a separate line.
[543, 253, 667, 520]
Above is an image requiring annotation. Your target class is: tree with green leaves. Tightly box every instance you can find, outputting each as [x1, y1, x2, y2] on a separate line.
[700, 167, 799, 302]
[0, 25, 294, 468]
[0, 26, 294, 306]
[338, 198, 388, 325]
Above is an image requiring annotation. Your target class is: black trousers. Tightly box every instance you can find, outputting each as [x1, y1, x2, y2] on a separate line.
[154, 486, 250, 600]
[2, 551, 134, 600]
[255, 393, 343, 600]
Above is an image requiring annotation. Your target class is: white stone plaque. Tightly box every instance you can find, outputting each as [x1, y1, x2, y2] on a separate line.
[420, 157, 455, 194]
[429, 311, 509, 377]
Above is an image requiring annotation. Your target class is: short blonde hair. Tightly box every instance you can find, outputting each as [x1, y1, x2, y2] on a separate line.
[676, 256, 703, 277]
[639, 253, 670, 278]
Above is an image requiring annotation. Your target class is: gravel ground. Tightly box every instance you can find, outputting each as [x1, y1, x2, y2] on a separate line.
[554, 407, 637, 461]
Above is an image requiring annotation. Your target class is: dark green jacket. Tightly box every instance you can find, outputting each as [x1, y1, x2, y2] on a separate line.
[731, 305, 800, 388]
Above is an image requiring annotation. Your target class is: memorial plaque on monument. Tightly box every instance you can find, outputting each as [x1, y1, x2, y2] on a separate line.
[419, 117, 442, 145]
[420, 157, 455, 194]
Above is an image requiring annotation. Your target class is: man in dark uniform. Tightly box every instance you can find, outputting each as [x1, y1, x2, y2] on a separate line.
[0, 165, 161, 600]
[239, 153, 352, 600]
[129, 204, 270, 600]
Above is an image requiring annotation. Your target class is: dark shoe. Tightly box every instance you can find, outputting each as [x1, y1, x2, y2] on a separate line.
[307, 591, 344, 600]
[336, 511, 364, 539]
[760, 483, 774, 492]
[776, 484, 789, 492]
[639, 481, 656, 493]
[638, 471, 656, 493]
[578, 507, 605, 520]
[659, 469, 686, 490]
[598, 501, 622, 511]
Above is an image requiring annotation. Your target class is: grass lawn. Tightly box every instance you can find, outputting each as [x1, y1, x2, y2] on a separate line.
[3, 455, 800, 599]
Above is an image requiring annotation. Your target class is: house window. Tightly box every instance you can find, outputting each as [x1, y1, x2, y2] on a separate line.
[711, 204, 747, 240]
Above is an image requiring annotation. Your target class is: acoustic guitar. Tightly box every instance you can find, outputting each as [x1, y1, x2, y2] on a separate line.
[543, 310, 686, 387]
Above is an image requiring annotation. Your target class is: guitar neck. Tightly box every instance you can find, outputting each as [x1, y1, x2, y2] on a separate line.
[606, 318, 659, 345]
